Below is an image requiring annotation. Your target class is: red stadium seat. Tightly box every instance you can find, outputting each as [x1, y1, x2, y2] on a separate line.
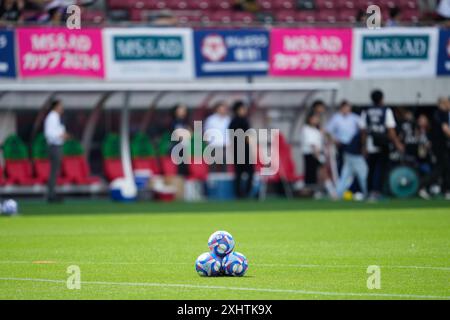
[103, 159, 124, 182]
[257, 0, 273, 10]
[0, 163, 5, 186]
[232, 12, 255, 24]
[257, 133, 302, 184]
[82, 10, 106, 24]
[177, 13, 202, 24]
[211, 0, 233, 10]
[188, 158, 209, 181]
[277, 134, 302, 183]
[4, 159, 38, 186]
[125, 0, 165, 9]
[401, 9, 420, 22]
[357, 0, 377, 10]
[208, 10, 233, 23]
[34, 159, 67, 185]
[62, 156, 101, 185]
[315, 0, 335, 9]
[129, 9, 143, 21]
[376, 0, 391, 9]
[338, 9, 357, 23]
[297, 11, 316, 23]
[337, 0, 356, 9]
[167, 0, 189, 9]
[273, 0, 295, 10]
[160, 156, 178, 177]
[131, 0, 156, 9]
[402, 0, 418, 10]
[275, 10, 296, 23]
[107, 0, 132, 9]
[317, 9, 337, 23]
[189, 0, 210, 10]
[132, 157, 161, 175]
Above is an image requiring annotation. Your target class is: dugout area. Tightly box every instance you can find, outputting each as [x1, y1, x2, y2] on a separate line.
[0, 81, 338, 198]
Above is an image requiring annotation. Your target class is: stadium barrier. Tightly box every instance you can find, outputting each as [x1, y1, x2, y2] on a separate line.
[1, 27, 449, 80]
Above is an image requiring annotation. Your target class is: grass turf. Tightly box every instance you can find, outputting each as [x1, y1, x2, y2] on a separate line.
[0, 199, 449, 299]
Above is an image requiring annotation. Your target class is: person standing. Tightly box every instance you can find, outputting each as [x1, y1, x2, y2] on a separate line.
[229, 101, 254, 199]
[44, 100, 68, 202]
[416, 114, 435, 199]
[170, 103, 191, 176]
[429, 97, 450, 199]
[360, 90, 405, 200]
[326, 100, 362, 171]
[204, 101, 231, 171]
[326, 101, 368, 199]
[302, 112, 337, 199]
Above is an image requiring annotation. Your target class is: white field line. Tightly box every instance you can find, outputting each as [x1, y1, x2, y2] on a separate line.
[0, 260, 449, 271]
[0, 277, 448, 300]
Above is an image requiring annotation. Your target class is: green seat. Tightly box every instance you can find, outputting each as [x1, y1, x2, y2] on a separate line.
[102, 133, 121, 159]
[3, 135, 28, 160]
[190, 134, 206, 158]
[157, 132, 172, 156]
[131, 133, 156, 158]
[32, 134, 49, 160]
[157, 132, 206, 158]
[63, 139, 84, 156]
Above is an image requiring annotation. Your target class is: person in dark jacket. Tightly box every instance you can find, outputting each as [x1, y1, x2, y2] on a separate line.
[228, 101, 254, 199]
[428, 97, 450, 199]
[360, 90, 405, 200]
[170, 103, 191, 176]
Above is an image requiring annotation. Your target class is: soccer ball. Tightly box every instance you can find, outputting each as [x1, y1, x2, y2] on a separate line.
[208, 231, 235, 257]
[2, 199, 18, 216]
[195, 252, 223, 277]
[222, 252, 248, 277]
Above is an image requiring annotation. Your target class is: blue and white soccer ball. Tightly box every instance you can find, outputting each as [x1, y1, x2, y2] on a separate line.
[222, 252, 248, 277]
[208, 231, 235, 257]
[1, 199, 18, 216]
[195, 252, 223, 277]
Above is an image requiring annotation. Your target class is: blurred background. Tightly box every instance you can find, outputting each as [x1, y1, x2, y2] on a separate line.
[0, 0, 450, 203]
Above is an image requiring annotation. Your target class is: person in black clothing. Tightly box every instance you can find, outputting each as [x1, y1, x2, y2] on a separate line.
[360, 90, 405, 199]
[428, 97, 450, 199]
[229, 101, 254, 199]
[0, 0, 24, 22]
[170, 103, 191, 176]
[416, 114, 435, 199]
[396, 108, 419, 160]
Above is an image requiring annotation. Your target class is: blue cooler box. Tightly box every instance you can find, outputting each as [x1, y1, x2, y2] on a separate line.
[206, 173, 235, 200]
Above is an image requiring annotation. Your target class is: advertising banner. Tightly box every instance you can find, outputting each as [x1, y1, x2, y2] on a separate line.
[270, 28, 352, 78]
[17, 28, 105, 78]
[103, 28, 194, 80]
[0, 30, 16, 78]
[352, 28, 439, 78]
[194, 29, 269, 77]
[437, 29, 450, 76]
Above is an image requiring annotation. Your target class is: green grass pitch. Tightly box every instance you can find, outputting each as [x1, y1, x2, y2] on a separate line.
[0, 199, 449, 300]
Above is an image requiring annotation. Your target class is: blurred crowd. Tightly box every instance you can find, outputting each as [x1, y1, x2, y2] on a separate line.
[1, 0, 449, 26]
[302, 92, 450, 201]
[0, 0, 94, 25]
[159, 91, 450, 201]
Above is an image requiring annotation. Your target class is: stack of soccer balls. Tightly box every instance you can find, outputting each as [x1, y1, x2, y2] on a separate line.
[195, 231, 248, 277]
[0, 199, 18, 216]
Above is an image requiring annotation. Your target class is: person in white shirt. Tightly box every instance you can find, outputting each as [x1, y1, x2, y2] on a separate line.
[204, 101, 231, 171]
[326, 100, 368, 199]
[302, 112, 336, 199]
[326, 100, 361, 170]
[360, 90, 404, 200]
[44, 100, 68, 202]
